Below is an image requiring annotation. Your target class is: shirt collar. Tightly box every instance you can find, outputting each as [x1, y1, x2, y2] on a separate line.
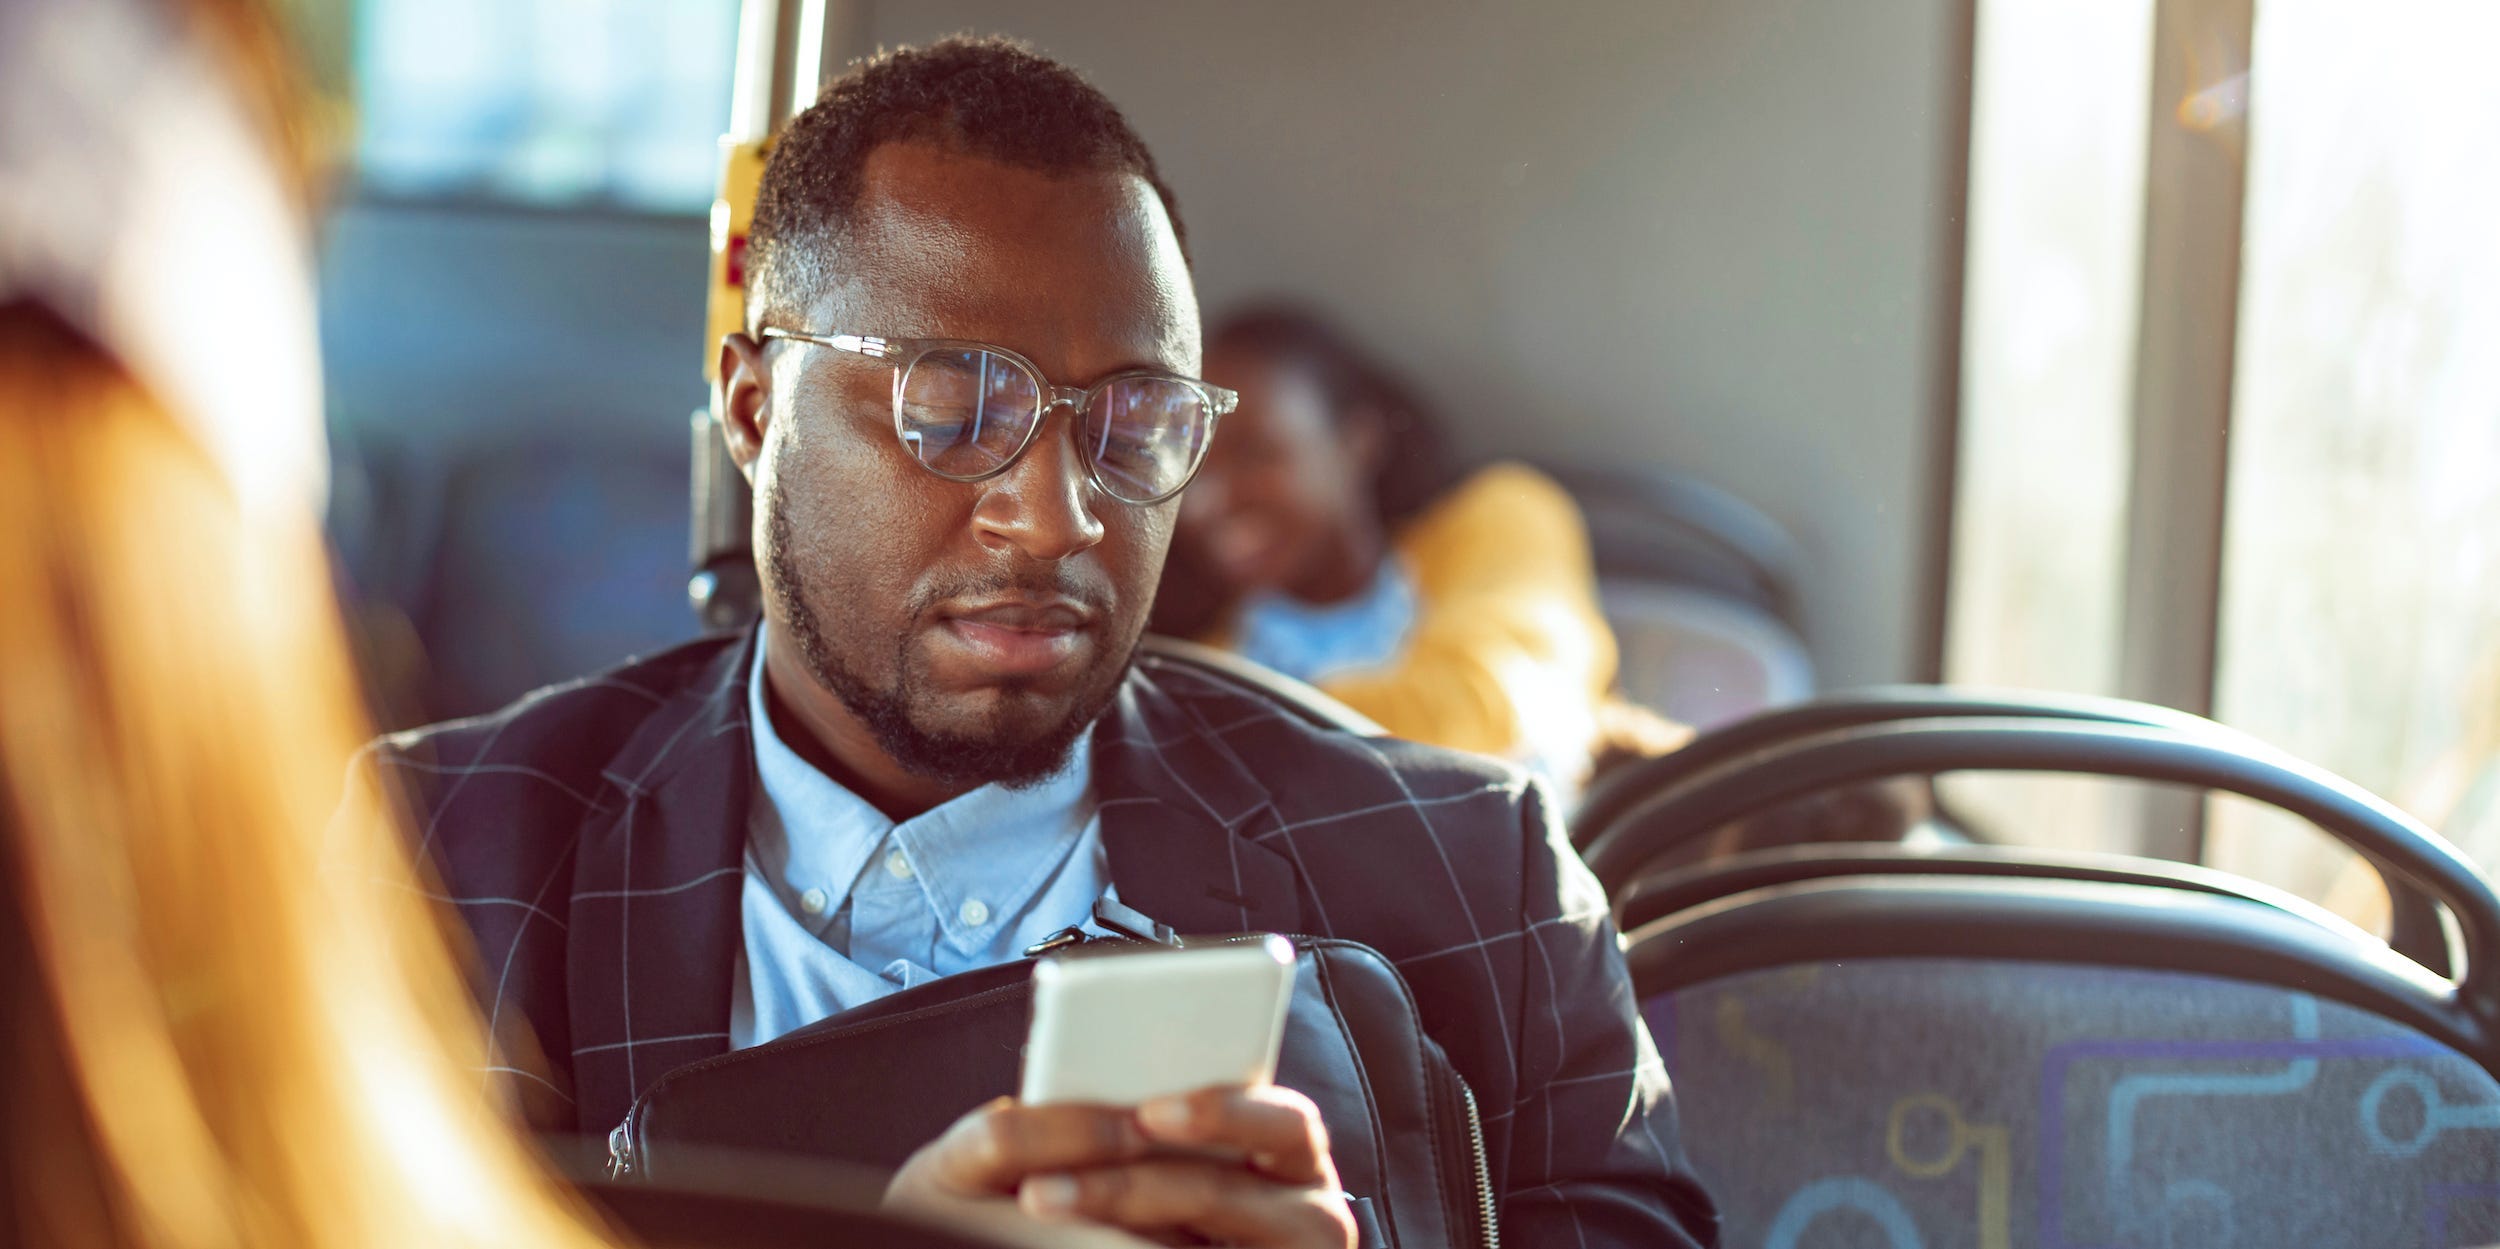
[745, 628, 1096, 955]
[746, 629, 893, 917]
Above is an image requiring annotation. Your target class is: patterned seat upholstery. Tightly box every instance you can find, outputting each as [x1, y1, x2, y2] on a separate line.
[1605, 705, 2500, 1245]
[1646, 958, 2500, 1247]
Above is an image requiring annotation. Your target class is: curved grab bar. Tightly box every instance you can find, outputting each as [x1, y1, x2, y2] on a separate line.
[1585, 718, 2500, 1016]
[1574, 684, 2225, 842]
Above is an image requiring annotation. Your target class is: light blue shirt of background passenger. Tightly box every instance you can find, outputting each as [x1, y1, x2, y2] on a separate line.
[729, 632, 1111, 1048]
[1231, 557, 1418, 687]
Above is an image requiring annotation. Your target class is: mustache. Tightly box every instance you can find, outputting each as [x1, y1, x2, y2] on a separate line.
[910, 567, 1118, 617]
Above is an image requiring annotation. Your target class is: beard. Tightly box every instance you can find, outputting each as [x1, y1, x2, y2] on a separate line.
[762, 474, 1129, 791]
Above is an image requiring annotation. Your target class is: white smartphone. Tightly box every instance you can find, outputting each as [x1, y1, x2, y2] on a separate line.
[1019, 934, 1297, 1106]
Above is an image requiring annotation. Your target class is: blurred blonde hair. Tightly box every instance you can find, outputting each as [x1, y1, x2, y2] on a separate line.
[0, 305, 616, 1249]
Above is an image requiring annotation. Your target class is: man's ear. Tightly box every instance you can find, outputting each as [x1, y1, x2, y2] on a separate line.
[718, 332, 771, 482]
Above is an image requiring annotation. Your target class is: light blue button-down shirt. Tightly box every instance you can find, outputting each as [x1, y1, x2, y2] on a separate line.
[728, 633, 1111, 1048]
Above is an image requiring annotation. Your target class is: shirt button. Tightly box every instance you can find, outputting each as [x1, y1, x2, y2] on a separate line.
[800, 888, 829, 915]
[885, 850, 914, 880]
[960, 898, 991, 928]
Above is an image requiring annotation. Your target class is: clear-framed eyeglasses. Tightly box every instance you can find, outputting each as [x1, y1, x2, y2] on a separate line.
[760, 328, 1238, 506]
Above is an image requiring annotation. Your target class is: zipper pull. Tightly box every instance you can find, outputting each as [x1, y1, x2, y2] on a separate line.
[1025, 901, 1182, 959]
[607, 1121, 635, 1180]
[1091, 897, 1181, 948]
[1023, 925, 1090, 958]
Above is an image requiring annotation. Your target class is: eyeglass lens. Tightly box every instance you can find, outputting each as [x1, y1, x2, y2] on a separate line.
[897, 347, 1211, 502]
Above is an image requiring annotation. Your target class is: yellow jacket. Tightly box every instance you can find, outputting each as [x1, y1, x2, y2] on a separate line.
[1310, 462, 1618, 771]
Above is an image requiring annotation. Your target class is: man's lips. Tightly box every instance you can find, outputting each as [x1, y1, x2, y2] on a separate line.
[930, 597, 1099, 678]
[942, 598, 1096, 631]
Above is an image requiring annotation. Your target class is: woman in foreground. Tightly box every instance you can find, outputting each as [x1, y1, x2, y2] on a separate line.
[0, 0, 621, 1242]
[1, 3, 1122, 1246]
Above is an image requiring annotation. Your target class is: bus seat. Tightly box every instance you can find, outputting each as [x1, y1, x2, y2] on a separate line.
[1618, 714, 2500, 1245]
[413, 441, 696, 720]
[1573, 685, 2227, 855]
[1582, 716, 2478, 981]
[1614, 842, 2379, 938]
[1600, 579, 1814, 731]
[1540, 461, 1817, 730]
[1635, 879, 2500, 1248]
[1540, 462, 1809, 624]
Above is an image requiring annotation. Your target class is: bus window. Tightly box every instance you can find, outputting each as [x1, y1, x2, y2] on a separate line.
[2206, 1, 2500, 918]
[1945, 0, 2499, 926]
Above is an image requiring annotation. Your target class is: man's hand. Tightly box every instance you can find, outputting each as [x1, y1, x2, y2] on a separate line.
[886, 1085, 1357, 1249]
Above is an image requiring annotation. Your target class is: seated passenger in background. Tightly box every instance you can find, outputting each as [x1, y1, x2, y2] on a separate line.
[1153, 307, 1688, 788]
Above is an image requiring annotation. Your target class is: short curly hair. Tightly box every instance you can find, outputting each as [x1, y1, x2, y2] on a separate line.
[746, 35, 1188, 330]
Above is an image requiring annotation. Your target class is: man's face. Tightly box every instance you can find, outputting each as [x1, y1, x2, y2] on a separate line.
[740, 142, 1200, 790]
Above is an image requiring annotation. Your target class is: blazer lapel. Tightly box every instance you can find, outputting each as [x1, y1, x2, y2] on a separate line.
[1093, 665, 1306, 937]
[566, 630, 756, 1131]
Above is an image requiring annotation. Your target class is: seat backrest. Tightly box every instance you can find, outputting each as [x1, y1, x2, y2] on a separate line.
[418, 441, 697, 719]
[1633, 876, 2500, 1248]
[1581, 716, 2477, 980]
[1612, 841, 2374, 936]
[1599, 580, 1814, 731]
[1538, 461, 1809, 625]
[1572, 685, 2225, 850]
[1653, 958, 2500, 1248]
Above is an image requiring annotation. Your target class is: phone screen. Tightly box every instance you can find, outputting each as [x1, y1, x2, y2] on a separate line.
[1020, 935, 1296, 1106]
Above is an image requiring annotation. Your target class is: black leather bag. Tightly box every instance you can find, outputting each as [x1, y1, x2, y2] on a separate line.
[604, 932, 1496, 1249]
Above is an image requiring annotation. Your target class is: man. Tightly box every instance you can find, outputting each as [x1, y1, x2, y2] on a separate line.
[378, 37, 1714, 1249]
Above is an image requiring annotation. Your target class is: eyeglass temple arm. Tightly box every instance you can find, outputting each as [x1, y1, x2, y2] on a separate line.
[758, 328, 897, 360]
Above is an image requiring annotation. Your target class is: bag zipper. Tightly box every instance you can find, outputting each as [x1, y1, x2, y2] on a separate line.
[1458, 1079, 1499, 1249]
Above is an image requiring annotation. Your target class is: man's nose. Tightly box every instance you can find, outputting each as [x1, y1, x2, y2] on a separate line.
[969, 408, 1107, 561]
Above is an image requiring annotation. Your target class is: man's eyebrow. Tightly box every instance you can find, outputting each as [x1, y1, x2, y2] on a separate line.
[811, 319, 1197, 381]
[1094, 355, 1201, 380]
[923, 337, 1200, 383]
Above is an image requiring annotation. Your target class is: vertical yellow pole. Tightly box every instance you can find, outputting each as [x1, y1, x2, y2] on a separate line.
[700, 137, 771, 385]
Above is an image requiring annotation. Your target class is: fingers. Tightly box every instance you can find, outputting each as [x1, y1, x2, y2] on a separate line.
[919, 1097, 1158, 1196]
[892, 1082, 1347, 1249]
[1020, 1159, 1356, 1249]
[1136, 1085, 1335, 1186]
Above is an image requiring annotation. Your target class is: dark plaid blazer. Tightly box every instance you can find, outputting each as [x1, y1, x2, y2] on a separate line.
[375, 630, 1716, 1247]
